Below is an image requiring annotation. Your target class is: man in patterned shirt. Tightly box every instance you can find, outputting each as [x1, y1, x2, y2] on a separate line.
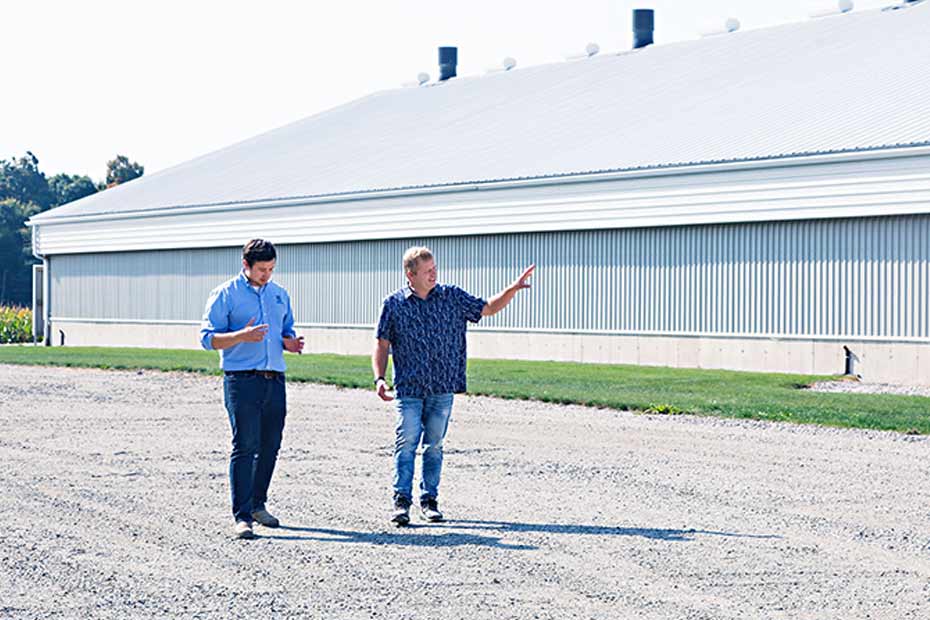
[372, 246, 535, 525]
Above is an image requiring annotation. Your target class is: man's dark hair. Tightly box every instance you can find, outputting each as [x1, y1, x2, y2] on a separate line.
[242, 239, 277, 266]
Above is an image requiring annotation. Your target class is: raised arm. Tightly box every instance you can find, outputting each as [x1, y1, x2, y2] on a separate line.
[482, 264, 536, 317]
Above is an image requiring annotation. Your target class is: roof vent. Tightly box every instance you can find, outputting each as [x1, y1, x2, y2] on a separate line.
[564, 43, 600, 61]
[438, 46, 457, 81]
[700, 18, 741, 37]
[632, 9, 654, 49]
[401, 72, 430, 88]
[486, 57, 518, 74]
[885, 0, 923, 10]
[809, 0, 854, 18]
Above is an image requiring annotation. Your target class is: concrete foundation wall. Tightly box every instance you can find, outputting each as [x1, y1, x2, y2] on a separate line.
[50, 321, 928, 385]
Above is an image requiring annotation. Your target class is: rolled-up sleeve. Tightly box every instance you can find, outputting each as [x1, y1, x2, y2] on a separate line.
[282, 292, 296, 339]
[199, 287, 228, 351]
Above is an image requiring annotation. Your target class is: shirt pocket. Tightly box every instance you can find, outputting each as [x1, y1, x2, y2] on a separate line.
[262, 300, 286, 335]
[271, 297, 288, 322]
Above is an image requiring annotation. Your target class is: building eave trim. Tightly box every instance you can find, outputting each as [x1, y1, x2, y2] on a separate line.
[28, 144, 930, 228]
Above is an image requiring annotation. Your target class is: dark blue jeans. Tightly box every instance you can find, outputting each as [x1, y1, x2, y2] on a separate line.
[223, 372, 287, 523]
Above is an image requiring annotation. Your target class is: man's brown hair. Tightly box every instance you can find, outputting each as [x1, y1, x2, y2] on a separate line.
[243, 239, 277, 267]
[403, 246, 433, 274]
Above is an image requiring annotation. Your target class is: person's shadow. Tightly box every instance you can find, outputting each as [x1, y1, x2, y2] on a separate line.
[258, 520, 778, 548]
[259, 524, 536, 550]
[441, 519, 780, 542]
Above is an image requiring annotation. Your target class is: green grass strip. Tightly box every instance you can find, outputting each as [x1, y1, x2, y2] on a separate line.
[1, 345, 929, 434]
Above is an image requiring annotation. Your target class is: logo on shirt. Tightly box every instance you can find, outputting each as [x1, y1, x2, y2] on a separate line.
[275, 294, 284, 304]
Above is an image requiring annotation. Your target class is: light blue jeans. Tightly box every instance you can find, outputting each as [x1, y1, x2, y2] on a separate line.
[393, 393, 454, 502]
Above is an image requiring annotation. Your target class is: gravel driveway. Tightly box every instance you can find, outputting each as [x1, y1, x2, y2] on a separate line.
[1, 364, 929, 619]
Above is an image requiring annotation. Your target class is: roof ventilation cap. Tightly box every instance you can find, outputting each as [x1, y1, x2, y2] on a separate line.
[699, 17, 740, 37]
[401, 72, 431, 88]
[486, 56, 517, 74]
[632, 9, 654, 49]
[564, 42, 600, 61]
[810, 0, 854, 18]
[885, 0, 922, 9]
[438, 46, 458, 81]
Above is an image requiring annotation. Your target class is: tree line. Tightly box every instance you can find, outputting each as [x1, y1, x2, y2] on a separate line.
[0, 152, 144, 306]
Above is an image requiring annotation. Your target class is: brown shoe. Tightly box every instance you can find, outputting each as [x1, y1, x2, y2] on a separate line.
[251, 508, 280, 528]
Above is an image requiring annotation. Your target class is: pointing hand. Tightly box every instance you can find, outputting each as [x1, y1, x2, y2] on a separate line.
[513, 264, 536, 290]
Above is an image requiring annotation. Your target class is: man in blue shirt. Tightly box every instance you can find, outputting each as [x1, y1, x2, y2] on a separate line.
[200, 239, 304, 539]
[373, 246, 535, 525]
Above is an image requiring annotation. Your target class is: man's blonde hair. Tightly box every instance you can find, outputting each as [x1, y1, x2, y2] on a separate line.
[403, 246, 434, 274]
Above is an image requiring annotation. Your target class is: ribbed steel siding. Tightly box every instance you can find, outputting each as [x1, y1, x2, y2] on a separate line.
[51, 247, 243, 322]
[50, 215, 930, 340]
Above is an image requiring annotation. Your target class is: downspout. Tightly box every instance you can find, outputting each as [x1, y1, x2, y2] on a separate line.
[30, 224, 50, 346]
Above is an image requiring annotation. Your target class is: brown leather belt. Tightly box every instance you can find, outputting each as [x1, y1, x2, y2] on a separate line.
[224, 370, 283, 379]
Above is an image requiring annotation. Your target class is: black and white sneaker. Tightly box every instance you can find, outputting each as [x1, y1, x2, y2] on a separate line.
[419, 497, 444, 522]
[392, 494, 412, 526]
[233, 520, 255, 540]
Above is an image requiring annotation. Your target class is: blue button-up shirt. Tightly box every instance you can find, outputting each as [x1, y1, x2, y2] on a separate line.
[376, 284, 487, 398]
[200, 272, 296, 372]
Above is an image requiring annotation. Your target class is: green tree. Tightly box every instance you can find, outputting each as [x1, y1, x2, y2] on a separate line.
[0, 198, 39, 305]
[48, 173, 98, 206]
[105, 154, 144, 186]
[0, 152, 54, 209]
[0, 152, 52, 305]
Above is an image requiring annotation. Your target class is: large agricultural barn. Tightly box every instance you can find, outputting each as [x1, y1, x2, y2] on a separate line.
[27, 2, 930, 384]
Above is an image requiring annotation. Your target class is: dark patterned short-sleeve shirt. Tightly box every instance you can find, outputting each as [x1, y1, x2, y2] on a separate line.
[376, 284, 487, 398]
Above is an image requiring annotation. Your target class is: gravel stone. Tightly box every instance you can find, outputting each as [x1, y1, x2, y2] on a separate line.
[2, 364, 929, 619]
[808, 379, 930, 398]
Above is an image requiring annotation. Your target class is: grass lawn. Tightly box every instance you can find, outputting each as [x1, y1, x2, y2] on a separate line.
[2, 345, 929, 434]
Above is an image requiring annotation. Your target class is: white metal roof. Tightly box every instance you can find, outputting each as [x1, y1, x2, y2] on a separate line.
[31, 1, 930, 223]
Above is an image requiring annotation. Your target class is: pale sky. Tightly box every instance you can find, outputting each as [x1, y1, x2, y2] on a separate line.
[1, 0, 896, 180]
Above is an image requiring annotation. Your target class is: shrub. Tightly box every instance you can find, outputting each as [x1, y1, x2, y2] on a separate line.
[0, 306, 32, 344]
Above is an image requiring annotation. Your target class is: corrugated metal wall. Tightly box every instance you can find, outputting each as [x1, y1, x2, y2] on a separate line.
[50, 214, 930, 340]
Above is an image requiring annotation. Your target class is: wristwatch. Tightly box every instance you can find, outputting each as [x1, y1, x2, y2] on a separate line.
[374, 376, 385, 385]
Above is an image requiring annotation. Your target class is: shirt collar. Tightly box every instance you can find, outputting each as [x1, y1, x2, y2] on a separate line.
[239, 270, 265, 291]
[404, 284, 440, 300]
